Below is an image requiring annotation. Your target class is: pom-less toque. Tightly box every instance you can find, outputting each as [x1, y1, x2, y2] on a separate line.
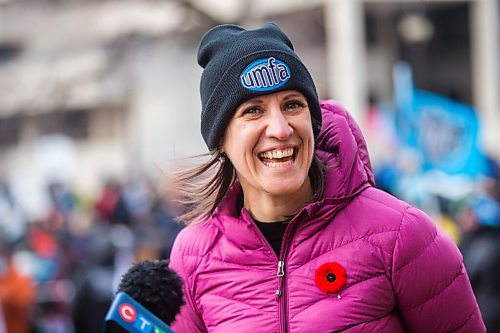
[198, 23, 322, 150]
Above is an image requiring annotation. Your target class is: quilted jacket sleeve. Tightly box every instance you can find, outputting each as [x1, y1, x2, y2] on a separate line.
[169, 230, 207, 333]
[392, 207, 486, 332]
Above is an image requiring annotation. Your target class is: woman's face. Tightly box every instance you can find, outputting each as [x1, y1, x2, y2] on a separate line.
[222, 90, 314, 200]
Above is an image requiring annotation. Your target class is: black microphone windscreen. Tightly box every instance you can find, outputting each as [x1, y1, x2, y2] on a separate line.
[116, 259, 185, 325]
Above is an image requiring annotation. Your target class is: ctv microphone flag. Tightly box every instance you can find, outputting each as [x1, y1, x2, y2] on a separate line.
[103, 292, 174, 333]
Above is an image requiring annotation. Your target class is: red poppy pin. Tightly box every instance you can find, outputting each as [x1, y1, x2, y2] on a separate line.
[315, 262, 347, 294]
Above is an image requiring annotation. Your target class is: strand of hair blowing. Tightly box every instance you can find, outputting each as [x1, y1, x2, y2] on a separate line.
[173, 151, 235, 225]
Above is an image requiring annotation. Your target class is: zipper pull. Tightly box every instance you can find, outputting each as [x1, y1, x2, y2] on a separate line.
[277, 260, 285, 277]
[276, 260, 285, 299]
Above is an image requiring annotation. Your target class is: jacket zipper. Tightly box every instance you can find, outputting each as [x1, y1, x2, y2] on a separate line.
[275, 212, 303, 333]
[245, 209, 305, 333]
[276, 260, 285, 298]
[276, 259, 287, 333]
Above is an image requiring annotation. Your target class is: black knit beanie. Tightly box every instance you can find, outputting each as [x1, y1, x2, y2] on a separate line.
[198, 23, 322, 150]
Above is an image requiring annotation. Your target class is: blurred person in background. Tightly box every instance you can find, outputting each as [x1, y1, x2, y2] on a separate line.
[0, 240, 37, 333]
[46, 182, 76, 233]
[71, 235, 116, 333]
[0, 181, 27, 246]
[169, 23, 485, 332]
[149, 189, 184, 259]
[94, 179, 121, 224]
[0, 305, 5, 333]
[459, 157, 500, 332]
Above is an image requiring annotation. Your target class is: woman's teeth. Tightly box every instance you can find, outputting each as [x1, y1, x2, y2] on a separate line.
[258, 148, 294, 159]
[258, 148, 295, 168]
[262, 160, 293, 168]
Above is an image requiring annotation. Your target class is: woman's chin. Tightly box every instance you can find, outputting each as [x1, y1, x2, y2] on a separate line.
[261, 178, 309, 197]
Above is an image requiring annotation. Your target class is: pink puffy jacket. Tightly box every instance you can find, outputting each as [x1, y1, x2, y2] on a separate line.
[169, 100, 485, 332]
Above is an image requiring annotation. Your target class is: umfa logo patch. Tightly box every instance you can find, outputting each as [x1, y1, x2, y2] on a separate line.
[240, 57, 290, 91]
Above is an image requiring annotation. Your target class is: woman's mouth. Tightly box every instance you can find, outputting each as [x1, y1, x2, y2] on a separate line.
[258, 147, 296, 168]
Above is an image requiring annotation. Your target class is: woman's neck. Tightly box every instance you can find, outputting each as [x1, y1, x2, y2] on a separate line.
[243, 179, 313, 222]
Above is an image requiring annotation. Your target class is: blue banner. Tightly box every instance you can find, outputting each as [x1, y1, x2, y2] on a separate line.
[393, 62, 487, 176]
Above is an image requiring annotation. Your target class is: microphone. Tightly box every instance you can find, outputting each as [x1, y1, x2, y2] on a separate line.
[103, 259, 184, 333]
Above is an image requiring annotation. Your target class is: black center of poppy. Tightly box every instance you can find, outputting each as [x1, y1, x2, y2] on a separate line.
[326, 273, 336, 283]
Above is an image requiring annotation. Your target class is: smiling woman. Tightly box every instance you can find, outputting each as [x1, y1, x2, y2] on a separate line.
[221, 90, 316, 222]
[168, 23, 486, 333]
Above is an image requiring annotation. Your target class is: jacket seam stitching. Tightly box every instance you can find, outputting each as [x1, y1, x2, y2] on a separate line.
[450, 306, 478, 332]
[360, 235, 393, 256]
[343, 203, 395, 256]
[390, 206, 412, 295]
[184, 253, 275, 271]
[342, 200, 400, 272]
[393, 228, 439, 274]
[205, 293, 274, 314]
[336, 309, 395, 332]
[294, 229, 399, 271]
[391, 206, 410, 281]
[360, 193, 409, 214]
[376, 312, 394, 332]
[401, 263, 463, 312]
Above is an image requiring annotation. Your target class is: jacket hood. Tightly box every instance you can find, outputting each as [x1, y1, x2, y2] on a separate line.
[316, 100, 374, 199]
[214, 99, 375, 218]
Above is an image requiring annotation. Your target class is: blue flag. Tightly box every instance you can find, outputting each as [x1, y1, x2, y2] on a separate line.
[393, 62, 487, 176]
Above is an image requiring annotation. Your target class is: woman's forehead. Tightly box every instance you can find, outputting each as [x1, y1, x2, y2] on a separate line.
[240, 90, 306, 105]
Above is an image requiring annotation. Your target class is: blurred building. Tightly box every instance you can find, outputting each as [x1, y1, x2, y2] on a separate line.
[0, 0, 498, 218]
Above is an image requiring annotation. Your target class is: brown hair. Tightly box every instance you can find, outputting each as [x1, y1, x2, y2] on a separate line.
[174, 151, 325, 225]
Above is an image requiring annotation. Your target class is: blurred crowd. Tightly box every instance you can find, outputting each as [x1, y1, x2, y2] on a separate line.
[0, 175, 183, 333]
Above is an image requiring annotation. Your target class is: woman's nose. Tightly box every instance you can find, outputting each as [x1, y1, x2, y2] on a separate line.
[265, 107, 293, 140]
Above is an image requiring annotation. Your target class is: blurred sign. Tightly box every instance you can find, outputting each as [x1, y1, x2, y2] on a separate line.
[393, 62, 487, 176]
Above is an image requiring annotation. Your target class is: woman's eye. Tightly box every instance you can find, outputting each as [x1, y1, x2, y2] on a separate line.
[242, 107, 261, 115]
[284, 100, 305, 111]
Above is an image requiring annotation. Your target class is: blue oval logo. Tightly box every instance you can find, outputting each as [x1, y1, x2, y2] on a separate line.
[240, 57, 291, 92]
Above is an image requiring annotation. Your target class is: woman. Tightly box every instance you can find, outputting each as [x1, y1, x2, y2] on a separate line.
[169, 23, 485, 332]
